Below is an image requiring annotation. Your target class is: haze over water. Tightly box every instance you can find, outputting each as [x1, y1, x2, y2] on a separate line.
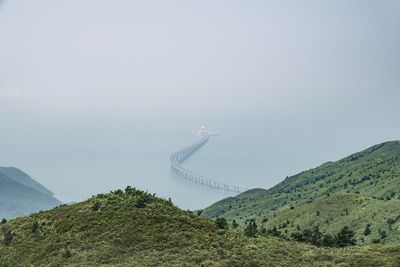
[0, 1, 399, 209]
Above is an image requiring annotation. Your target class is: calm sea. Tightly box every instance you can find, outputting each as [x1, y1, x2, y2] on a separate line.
[1, 115, 394, 210]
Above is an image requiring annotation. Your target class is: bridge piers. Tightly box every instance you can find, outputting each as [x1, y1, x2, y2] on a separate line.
[169, 135, 247, 194]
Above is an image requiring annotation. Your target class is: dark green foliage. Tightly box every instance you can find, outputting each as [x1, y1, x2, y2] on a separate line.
[292, 225, 356, 248]
[387, 218, 396, 226]
[196, 210, 203, 216]
[292, 231, 304, 241]
[310, 226, 322, 246]
[267, 226, 281, 237]
[260, 226, 267, 235]
[335, 226, 356, 247]
[372, 238, 381, 244]
[1, 219, 6, 224]
[232, 219, 239, 228]
[91, 202, 101, 211]
[244, 219, 258, 237]
[31, 221, 39, 233]
[135, 197, 148, 208]
[291, 227, 322, 246]
[364, 224, 371, 236]
[215, 217, 228, 230]
[131, 189, 159, 209]
[321, 234, 335, 247]
[2, 229, 12, 246]
[379, 229, 387, 240]
[62, 247, 72, 259]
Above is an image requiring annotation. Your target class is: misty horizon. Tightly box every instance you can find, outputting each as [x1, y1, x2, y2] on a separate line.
[0, 0, 399, 209]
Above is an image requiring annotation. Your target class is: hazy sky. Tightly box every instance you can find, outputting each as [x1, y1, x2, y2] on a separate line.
[0, 1, 399, 207]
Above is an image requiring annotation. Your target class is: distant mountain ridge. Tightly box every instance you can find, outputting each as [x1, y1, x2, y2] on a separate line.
[203, 140, 400, 244]
[0, 167, 54, 196]
[0, 167, 61, 219]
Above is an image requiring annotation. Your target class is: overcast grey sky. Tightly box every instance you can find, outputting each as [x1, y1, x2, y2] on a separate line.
[0, 1, 399, 206]
[1, 0, 398, 118]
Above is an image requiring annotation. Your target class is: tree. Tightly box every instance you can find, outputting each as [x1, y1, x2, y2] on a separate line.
[321, 234, 335, 247]
[125, 186, 134, 194]
[244, 219, 258, 238]
[91, 202, 101, 211]
[260, 226, 267, 235]
[379, 229, 387, 240]
[301, 229, 313, 243]
[2, 229, 12, 245]
[135, 197, 147, 209]
[387, 218, 396, 228]
[1, 218, 6, 224]
[363, 224, 371, 236]
[291, 231, 305, 242]
[310, 226, 322, 246]
[267, 225, 281, 238]
[31, 221, 40, 233]
[372, 238, 381, 244]
[294, 227, 321, 246]
[215, 217, 228, 230]
[335, 226, 356, 247]
[232, 219, 239, 229]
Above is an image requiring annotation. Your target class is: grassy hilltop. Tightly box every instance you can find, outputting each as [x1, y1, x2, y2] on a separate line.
[1, 187, 400, 266]
[203, 141, 400, 245]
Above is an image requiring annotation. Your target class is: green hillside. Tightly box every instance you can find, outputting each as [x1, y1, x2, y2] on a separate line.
[2, 187, 400, 266]
[203, 141, 400, 244]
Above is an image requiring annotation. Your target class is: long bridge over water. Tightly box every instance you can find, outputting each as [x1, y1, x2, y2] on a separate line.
[169, 131, 248, 193]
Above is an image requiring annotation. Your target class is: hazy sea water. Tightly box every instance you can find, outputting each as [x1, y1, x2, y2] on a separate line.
[1, 114, 398, 210]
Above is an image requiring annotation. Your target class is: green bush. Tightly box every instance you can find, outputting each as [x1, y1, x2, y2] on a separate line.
[2, 229, 13, 246]
[244, 219, 258, 237]
[91, 202, 101, 211]
[31, 221, 40, 233]
[215, 217, 228, 230]
[364, 224, 371, 236]
[232, 219, 239, 228]
[335, 226, 356, 247]
[321, 234, 335, 247]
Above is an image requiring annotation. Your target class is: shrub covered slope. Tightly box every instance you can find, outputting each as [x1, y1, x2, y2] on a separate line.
[1, 187, 400, 266]
[203, 141, 400, 244]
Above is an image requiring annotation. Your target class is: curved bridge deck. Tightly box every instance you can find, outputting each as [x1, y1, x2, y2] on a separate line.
[169, 135, 248, 193]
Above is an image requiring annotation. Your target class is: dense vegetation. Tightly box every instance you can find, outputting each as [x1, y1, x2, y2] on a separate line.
[2, 186, 400, 266]
[203, 141, 400, 245]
